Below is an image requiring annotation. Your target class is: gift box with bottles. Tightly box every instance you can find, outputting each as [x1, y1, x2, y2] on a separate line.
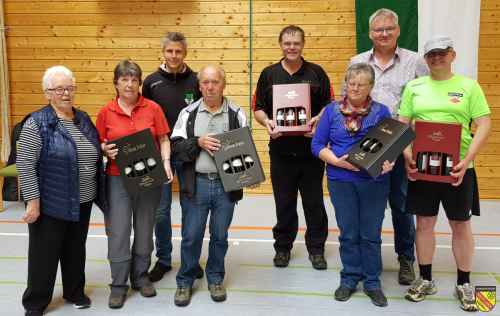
[412, 120, 461, 183]
[272, 83, 311, 135]
[346, 118, 415, 178]
[112, 128, 167, 196]
[213, 126, 265, 192]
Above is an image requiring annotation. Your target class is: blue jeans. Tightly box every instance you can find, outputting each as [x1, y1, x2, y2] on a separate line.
[389, 155, 415, 261]
[176, 175, 235, 287]
[153, 160, 183, 267]
[328, 178, 389, 291]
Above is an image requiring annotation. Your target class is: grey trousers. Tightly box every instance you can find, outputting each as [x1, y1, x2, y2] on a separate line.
[105, 176, 161, 293]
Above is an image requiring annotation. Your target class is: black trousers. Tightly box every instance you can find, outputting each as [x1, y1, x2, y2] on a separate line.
[22, 201, 92, 312]
[270, 152, 328, 255]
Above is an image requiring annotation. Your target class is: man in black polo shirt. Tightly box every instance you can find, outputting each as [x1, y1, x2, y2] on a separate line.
[142, 32, 202, 282]
[253, 25, 332, 270]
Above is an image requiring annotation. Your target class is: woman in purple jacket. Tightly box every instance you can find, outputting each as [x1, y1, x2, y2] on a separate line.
[311, 63, 394, 307]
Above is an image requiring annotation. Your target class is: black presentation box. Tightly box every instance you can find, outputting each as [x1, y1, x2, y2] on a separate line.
[213, 126, 265, 192]
[112, 128, 167, 196]
[346, 118, 415, 178]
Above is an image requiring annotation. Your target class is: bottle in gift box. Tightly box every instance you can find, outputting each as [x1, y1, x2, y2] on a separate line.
[231, 157, 244, 173]
[124, 165, 134, 177]
[442, 154, 453, 176]
[146, 157, 157, 171]
[244, 155, 254, 169]
[276, 109, 285, 126]
[133, 159, 147, 176]
[285, 108, 296, 126]
[222, 161, 232, 174]
[428, 152, 441, 175]
[298, 108, 307, 125]
[416, 152, 428, 173]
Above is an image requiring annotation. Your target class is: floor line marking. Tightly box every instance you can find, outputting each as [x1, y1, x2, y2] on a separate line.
[2, 232, 500, 251]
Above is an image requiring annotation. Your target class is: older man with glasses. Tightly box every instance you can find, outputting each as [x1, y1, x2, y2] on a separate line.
[347, 8, 428, 286]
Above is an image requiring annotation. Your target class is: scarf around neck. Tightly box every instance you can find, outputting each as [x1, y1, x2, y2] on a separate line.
[339, 96, 372, 135]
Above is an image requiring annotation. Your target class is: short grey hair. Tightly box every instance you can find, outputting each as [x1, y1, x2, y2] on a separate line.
[197, 64, 226, 84]
[369, 8, 399, 29]
[345, 63, 375, 85]
[161, 32, 187, 51]
[42, 65, 75, 91]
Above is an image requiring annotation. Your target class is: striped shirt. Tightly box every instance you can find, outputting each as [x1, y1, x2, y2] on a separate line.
[17, 117, 99, 203]
[348, 47, 429, 116]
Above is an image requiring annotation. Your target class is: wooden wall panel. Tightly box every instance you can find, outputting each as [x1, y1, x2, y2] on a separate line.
[3, 0, 500, 199]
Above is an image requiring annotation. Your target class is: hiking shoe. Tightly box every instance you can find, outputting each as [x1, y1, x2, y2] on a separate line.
[273, 251, 290, 268]
[133, 280, 157, 297]
[309, 254, 327, 270]
[398, 257, 416, 285]
[174, 287, 192, 307]
[208, 283, 227, 302]
[108, 292, 126, 309]
[364, 288, 388, 307]
[148, 261, 172, 282]
[334, 285, 356, 302]
[455, 283, 478, 312]
[67, 295, 91, 309]
[405, 277, 437, 302]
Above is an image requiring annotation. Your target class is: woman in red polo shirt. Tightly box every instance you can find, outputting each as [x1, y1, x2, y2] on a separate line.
[96, 60, 173, 309]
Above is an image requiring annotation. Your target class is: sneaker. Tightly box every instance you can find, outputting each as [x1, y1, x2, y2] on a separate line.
[309, 254, 327, 270]
[273, 251, 290, 268]
[334, 285, 356, 302]
[364, 288, 388, 307]
[148, 261, 172, 282]
[174, 286, 192, 307]
[67, 295, 91, 309]
[455, 283, 478, 312]
[405, 277, 437, 302]
[208, 283, 227, 302]
[108, 292, 127, 309]
[132, 280, 157, 298]
[398, 257, 416, 285]
[196, 266, 204, 279]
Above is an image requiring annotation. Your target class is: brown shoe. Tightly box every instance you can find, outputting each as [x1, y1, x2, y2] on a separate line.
[133, 281, 157, 297]
[108, 292, 126, 309]
[174, 286, 192, 307]
[208, 283, 227, 302]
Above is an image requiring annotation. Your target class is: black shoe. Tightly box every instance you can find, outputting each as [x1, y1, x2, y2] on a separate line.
[196, 266, 204, 279]
[25, 311, 43, 316]
[334, 285, 356, 302]
[309, 254, 327, 270]
[398, 257, 415, 285]
[273, 251, 290, 268]
[148, 261, 172, 282]
[364, 288, 388, 307]
[108, 292, 127, 309]
[66, 294, 91, 309]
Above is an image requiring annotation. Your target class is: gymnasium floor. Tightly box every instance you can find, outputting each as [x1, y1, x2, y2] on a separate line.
[1, 196, 499, 315]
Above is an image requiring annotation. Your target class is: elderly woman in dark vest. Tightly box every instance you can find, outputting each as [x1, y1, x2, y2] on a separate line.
[17, 65, 106, 316]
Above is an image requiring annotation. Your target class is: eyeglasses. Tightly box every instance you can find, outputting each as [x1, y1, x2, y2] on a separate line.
[371, 26, 397, 35]
[347, 82, 371, 89]
[46, 86, 76, 95]
[425, 50, 450, 58]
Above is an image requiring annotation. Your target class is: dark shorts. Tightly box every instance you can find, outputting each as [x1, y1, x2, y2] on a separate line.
[406, 168, 480, 221]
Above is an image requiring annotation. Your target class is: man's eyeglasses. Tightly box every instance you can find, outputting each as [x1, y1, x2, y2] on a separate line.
[347, 82, 371, 89]
[371, 26, 397, 35]
[46, 86, 76, 95]
[425, 49, 450, 58]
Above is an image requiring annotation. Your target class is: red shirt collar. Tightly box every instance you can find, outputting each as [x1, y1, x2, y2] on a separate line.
[108, 94, 147, 114]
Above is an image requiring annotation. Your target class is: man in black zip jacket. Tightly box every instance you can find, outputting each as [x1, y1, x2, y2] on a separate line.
[142, 32, 202, 282]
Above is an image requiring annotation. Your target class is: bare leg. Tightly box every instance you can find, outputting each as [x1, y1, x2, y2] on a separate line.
[448, 220, 474, 271]
[415, 215, 438, 265]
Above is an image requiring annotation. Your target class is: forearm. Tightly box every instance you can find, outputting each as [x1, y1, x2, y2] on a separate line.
[463, 116, 491, 164]
[318, 147, 337, 166]
[159, 135, 171, 161]
[254, 109, 270, 127]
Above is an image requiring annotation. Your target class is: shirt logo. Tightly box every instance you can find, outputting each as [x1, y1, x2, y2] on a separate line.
[184, 92, 194, 105]
[448, 92, 463, 104]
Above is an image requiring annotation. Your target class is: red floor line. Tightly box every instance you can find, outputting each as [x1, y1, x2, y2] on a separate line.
[1, 220, 500, 237]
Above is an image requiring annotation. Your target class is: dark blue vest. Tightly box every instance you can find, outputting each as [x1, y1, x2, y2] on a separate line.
[30, 105, 105, 221]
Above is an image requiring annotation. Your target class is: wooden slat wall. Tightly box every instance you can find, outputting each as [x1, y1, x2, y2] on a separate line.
[3, 0, 499, 199]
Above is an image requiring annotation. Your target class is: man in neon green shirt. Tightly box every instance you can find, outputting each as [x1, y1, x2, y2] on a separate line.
[399, 36, 491, 312]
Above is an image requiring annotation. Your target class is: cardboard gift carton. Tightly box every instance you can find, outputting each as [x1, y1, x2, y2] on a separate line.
[272, 83, 311, 135]
[112, 128, 167, 196]
[347, 118, 415, 178]
[213, 127, 265, 192]
[412, 120, 462, 183]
